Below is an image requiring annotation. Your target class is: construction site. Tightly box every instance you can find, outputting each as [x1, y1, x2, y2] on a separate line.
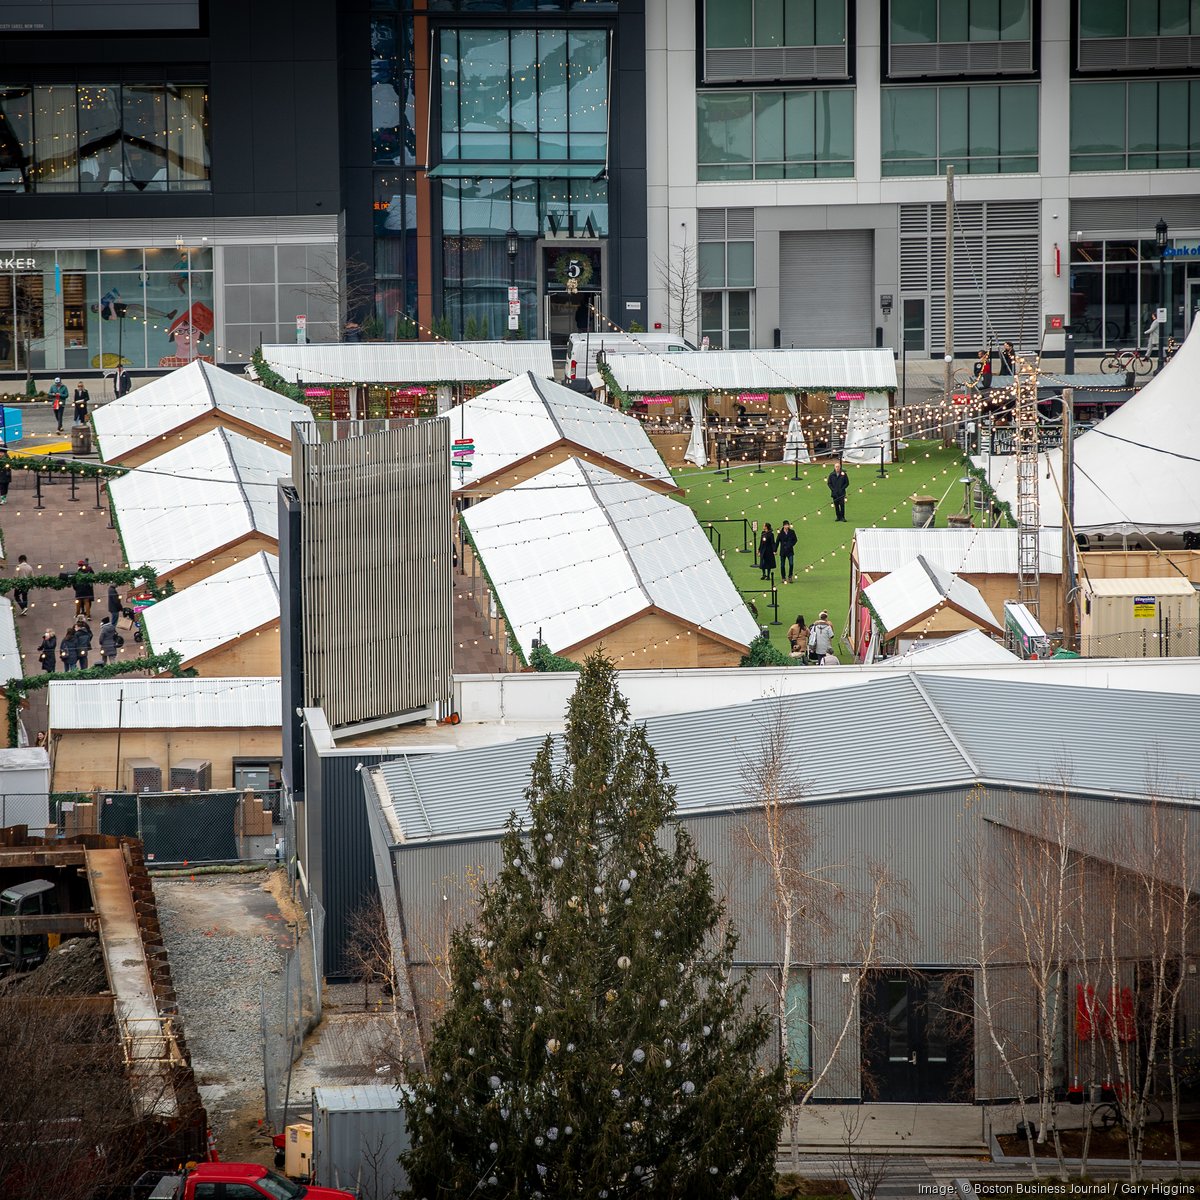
[0, 828, 207, 1199]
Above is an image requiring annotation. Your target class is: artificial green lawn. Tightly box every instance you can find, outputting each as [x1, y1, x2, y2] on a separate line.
[675, 441, 970, 657]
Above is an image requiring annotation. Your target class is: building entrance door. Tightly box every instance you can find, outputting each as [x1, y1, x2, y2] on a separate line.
[1186, 279, 1200, 332]
[540, 244, 604, 366]
[862, 971, 973, 1102]
[546, 291, 598, 363]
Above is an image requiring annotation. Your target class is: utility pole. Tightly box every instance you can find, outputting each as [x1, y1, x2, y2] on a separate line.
[1015, 357, 1041, 619]
[1060, 389, 1077, 651]
[943, 165, 955, 447]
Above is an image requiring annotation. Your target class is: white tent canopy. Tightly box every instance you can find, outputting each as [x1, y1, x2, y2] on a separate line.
[461, 457, 759, 660]
[94, 359, 312, 463]
[862, 555, 1003, 640]
[879, 629, 1018, 667]
[449, 371, 676, 494]
[109, 427, 287, 574]
[141, 551, 280, 667]
[972, 320, 1200, 536]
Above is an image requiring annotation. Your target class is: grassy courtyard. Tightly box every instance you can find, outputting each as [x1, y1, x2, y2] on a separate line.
[675, 441, 970, 656]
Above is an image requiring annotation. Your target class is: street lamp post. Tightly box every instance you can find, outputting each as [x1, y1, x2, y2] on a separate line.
[1155, 217, 1169, 374]
[506, 226, 519, 340]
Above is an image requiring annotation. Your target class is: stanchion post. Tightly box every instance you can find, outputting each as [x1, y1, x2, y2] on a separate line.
[770, 576, 780, 625]
[35, 470, 43, 510]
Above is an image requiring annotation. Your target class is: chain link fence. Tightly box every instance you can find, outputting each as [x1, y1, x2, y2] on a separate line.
[1078, 623, 1200, 659]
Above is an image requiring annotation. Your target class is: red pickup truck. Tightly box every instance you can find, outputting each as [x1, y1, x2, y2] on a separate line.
[148, 1162, 354, 1200]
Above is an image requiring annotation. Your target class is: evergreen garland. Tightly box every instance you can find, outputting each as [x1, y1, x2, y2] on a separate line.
[4, 456, 126, 481]
[4, 650, 197, 747]
[0, 565, 172, 602]
[402, 654, 784, 1198]
[738, 632, 794, 668]
[962, 458, 1017, 528]
[529, 644, 582, 673]
[251, 346, 305, 403]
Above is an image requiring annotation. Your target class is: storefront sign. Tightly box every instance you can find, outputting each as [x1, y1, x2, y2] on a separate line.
[835, 391, 865, 403]
[1164, 245, 1200, 258]
[738, 392, 769, 403]
[399, 386, 428, 397]
[0, 255, 38, 270]
[304, 388, 330, 398]
[295, 314, 307, 345]
[1133, 596, 1156, 619]
[640, 395, 674, 405]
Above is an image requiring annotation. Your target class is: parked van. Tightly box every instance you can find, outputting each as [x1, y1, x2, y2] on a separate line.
[566, 331, 695, 381]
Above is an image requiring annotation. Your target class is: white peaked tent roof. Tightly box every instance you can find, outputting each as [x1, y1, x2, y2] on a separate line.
[863, 554, 1003, 639]
[879, 628, 1018, 667]
[141, 551, 280, 666]
[94, 359, 313, 463]
[109, 427, 288, 574]
[450, 371, 676, 493]
[259, 340, 554, 384]
[972, 321, 1200, 535]
[460, 458, 759, 659]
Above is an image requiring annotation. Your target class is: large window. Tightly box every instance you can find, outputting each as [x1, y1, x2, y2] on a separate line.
[0, 83, 209, 193]
[372, 15, 414, 166]
[1070, 80, 1200, 171]
[891, 0, 1031, 42]
[705, 0, 846, 49]
[881, 83, 1037, 174]
[697, 88, 854, 180]
[1080, 0, 1200, 38]
[439, 28, 608, 163]
[701, 290, 753, 349]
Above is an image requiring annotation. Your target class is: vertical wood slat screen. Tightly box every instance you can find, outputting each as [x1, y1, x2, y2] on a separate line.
[293, 419, 453, 728]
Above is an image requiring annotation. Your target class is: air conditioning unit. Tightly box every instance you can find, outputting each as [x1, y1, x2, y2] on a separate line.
[125, 758, 162, 794]
[170, 759, 212, 791]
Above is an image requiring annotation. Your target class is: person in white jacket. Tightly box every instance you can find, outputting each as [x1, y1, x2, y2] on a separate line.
[808, 611, 835, 662]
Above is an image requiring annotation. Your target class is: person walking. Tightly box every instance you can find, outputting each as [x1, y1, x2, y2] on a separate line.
[72, 381, 90, 425]
[0, 456, 10, 505]
[98, 616, 120, 664]
[49, 377, 68, 431]
[107, 583, 123, 628]
[777, 520, 797, 583]
[808, 610, 835, 662]
[827, 460, 849, 522]
[38, 629, 56, 673]
[758, 522, 777, 580]
[13, 554, 33, 615]
[73, 617, 93, 669]
[59, 626, 78, 672]
[73, 559, 95, 618]
[786, 614, 809, 661]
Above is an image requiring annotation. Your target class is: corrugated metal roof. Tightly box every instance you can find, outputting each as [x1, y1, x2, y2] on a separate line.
[916, 674, 1199, 802]
[48, 676, 281, 730]
[855, 527, 1061, 576]
[1085, 576, 1197, 597]
[863, 555, 1003, 637]
[108, 428, 288, 574]
[461, 458, 759, 658]
[374, 672, 1200, 843]
[259, 341, 555, 385]
[141, 552, 280, 666]
[879, 629, 1018, 667]
[0, 597, 20, 683]
[94, 360, 312, 463]
[450, 372, 674, 493]
[604, 348, 899, 394]
[313, 1085, 405, 1112]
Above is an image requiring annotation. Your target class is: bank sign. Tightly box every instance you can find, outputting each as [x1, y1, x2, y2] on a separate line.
[1164, 245, 1200, 258]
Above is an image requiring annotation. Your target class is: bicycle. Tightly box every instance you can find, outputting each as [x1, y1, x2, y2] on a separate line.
[1089, 1096, 1164, 1133]
[1100, 347, 1154, 375]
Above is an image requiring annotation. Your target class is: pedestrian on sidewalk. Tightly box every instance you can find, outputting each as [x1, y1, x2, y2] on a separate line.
[38, 629, 56, 673]
[758, 522, 777, 580]
[808, 611, 835, 662]
[73, 617, 93, 669]
[827, 459, 849, 522]
[0, 456, 10, 505]
[73, 381, 90, 425]
[98, 616, 119, 664]
[73, 559, 95, 618]
[13, 554, 32, 614]
[107, 583, 122, 628]
[49, 377, 68, 431]
[59, 626, 78, 671]
[777, 520, 797, 582]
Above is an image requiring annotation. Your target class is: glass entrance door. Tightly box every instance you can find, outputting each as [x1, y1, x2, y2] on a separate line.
[546, 292, 597, 363]
[863, 971, 973, 1102]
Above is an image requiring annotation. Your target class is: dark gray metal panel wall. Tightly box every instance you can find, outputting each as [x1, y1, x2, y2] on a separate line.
[278, 484, 305, 802]
[612, 0, 649, 310]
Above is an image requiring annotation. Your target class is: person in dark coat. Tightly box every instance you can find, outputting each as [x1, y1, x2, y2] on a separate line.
[99, 616, 119, 664]
[758, 522, 777, 580]
[38, 629, 56, 673]
[999, 340, 1017, 376]
[107, 583, 123, 628]
[60, 627, 78, 671]
[827, 460, 849, 522]
[73, 618, 93, 669]
[73, 559, 95, 618]
[73, 381, 90, 425]
[776, 519, 797, 583]
[0, 457, 10, 505]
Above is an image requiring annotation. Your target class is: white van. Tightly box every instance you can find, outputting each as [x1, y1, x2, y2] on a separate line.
[566, 331, 695, 380]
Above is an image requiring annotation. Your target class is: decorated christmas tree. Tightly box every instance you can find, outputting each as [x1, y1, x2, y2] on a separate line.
[403, 654, 784, 1198]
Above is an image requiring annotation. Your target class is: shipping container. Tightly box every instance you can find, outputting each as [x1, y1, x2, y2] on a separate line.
[311, 1084, 410, 1200]
[1080, 576, 1200, 658]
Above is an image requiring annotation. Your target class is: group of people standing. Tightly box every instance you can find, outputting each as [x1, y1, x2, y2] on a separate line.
[753, 459, 853, 581]
[786, 612, 837, 665]
[33, 559, 126, 673]
[47, 378, 92, 433]
[972, 341, 1019, 392]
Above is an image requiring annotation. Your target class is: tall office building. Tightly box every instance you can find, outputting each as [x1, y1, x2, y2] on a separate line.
[647, 0, 1200, 357]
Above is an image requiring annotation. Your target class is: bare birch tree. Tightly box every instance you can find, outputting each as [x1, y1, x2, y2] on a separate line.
[655, 236, 699, 340]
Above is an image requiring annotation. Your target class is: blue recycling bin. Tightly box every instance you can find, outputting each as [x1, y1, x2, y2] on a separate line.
[0, 405, 22, 446]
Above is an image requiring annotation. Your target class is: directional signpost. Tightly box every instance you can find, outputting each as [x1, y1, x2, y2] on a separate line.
[452, 437, 475, 470]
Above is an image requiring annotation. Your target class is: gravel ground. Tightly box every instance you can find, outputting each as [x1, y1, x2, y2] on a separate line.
[155, 871, 297, 1162]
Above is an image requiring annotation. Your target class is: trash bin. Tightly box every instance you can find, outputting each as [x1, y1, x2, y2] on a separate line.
[71, 424, 92, 456]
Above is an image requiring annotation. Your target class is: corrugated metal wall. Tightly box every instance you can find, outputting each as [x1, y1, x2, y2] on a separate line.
[293, 420, 453, 729]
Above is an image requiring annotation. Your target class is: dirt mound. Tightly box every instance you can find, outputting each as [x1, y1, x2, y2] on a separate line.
[0, 936, 108, 996]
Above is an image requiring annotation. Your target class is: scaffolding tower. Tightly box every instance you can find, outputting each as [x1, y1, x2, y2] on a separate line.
[1014, 358, 1041, 618]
